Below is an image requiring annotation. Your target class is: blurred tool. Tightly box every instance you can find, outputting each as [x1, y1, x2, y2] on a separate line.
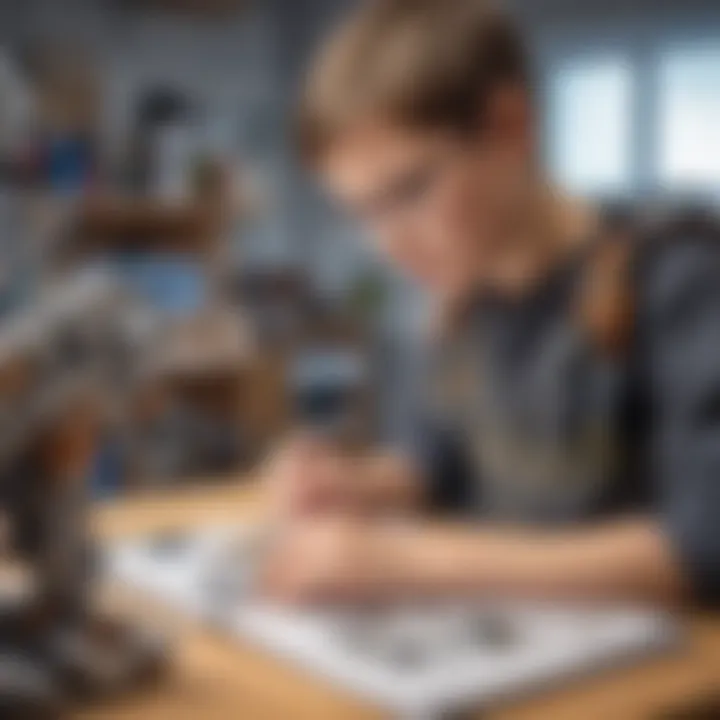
[0, 272, 169, 718]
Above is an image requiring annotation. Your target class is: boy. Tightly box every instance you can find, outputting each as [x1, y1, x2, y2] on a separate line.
[260, 0, 720, 607]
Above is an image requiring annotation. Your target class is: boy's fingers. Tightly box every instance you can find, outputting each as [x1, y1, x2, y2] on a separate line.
[276, 445, 350, 514]
[258, 547, 305, 602]
[282, 430, 335, 463]
[256, 542, 284, 596]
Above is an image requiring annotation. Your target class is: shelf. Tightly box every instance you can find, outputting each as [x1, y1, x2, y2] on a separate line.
[68, 195, 223, 257]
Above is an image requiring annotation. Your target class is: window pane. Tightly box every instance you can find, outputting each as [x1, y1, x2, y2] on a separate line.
[658, 45, 720, 188]
[549, 57, 634, 194]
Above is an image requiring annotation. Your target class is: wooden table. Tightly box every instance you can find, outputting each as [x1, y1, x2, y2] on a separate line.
[85, 480, 720, 720]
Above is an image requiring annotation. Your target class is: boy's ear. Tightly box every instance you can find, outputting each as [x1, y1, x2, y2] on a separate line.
[480, 83, 533, 154]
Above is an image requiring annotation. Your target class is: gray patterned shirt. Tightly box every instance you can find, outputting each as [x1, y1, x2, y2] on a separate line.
[407, 232, 720, 604]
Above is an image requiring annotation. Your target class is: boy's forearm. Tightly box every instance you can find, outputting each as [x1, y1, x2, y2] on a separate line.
[385, 519, 687, 604]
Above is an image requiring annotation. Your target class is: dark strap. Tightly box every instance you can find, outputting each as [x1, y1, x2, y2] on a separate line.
[575, 212, 638, 359]
[577, 204, 720, 360]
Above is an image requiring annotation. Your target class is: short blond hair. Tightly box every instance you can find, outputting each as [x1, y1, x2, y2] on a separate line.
[298, 0, 529, 163]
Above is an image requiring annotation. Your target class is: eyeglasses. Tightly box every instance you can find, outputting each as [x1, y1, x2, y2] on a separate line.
[356, 146, 464, 228]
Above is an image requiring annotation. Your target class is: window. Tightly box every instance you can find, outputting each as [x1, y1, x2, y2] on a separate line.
[658, 45, 720, 189]
[548, 56, 634, 195]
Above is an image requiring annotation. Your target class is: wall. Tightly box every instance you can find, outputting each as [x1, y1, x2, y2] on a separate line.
[512, 0, 720, 196]
[3, 0, 298, 268]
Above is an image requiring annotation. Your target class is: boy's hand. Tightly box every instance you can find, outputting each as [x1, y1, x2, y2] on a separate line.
[258, 519, 397, 604]
[264, 433, 359, 520]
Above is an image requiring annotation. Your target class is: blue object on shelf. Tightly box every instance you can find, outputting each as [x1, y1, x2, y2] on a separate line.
[45, 135, 96, 194]
[99, 253, 207, 316]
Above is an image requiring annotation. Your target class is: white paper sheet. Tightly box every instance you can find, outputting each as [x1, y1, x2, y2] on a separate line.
[109, 525, 678, 719]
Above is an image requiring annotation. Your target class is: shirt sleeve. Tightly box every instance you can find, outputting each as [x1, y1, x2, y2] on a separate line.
[640, 237, 720, 604]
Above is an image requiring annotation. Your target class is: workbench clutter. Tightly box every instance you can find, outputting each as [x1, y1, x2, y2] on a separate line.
[0, 276, 170, 718]
[128, 308, 261, 481]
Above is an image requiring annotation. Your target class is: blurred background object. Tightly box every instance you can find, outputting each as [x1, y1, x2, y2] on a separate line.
[0, 272, 169, 717]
